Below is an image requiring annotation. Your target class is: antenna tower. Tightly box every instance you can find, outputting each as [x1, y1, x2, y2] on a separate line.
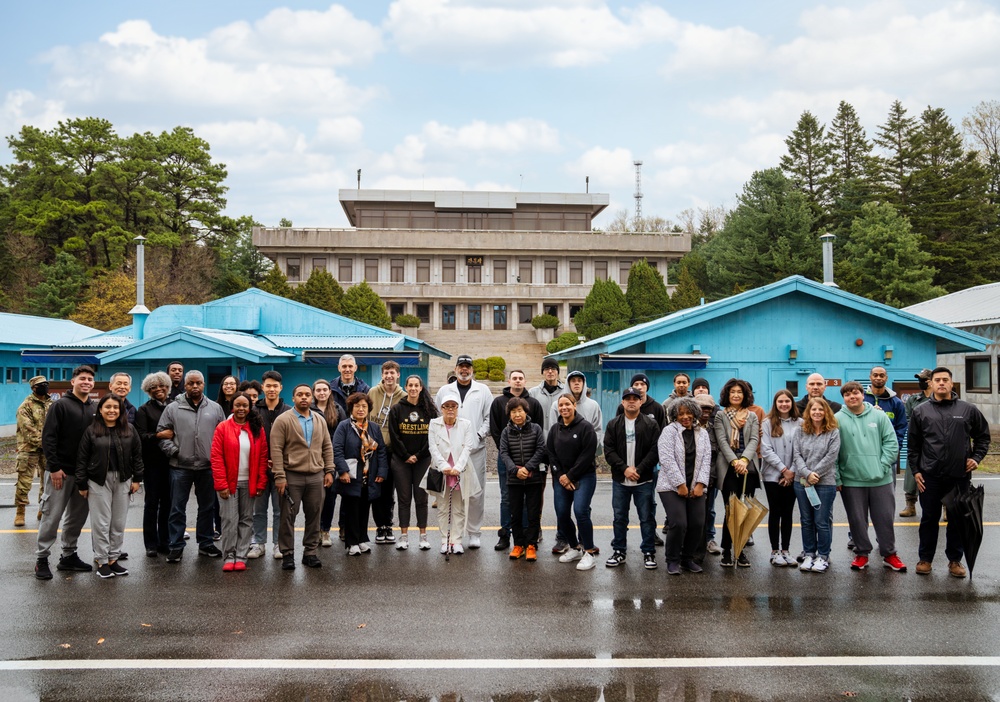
[633, 160, 643, 227]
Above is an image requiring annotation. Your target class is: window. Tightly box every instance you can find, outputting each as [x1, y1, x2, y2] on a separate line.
[468, 265, 482, 283]
[648, 260, 657, 270]
[569, 260, 583, 284]
[442, 304, 456, 330]
[493, 259, 507, 284]
[390, 258, 405, 283]
[594, 260, 608, 281]
[5, 368, 13, 384]
[339, 258, 353, 283]
[386, 212, 409, 228]
[966, 357, 992, 393]
[286, 257, 301, 281]
[442, 259, 456, 283]
[416, 304, 430, 323]
[518, 259, 533, 284]
[785, 381, 799, 396]
[389, 303, 404, 320]
[518, 304, 534, 325]
[544, 260, 558, 284]
[544, 304, 559, 318]
[312, 257, 327, 272]
[22, 368, 31, 383]
[61, 368, 70, 380]
[494, 305, 508, 330]
[468, 305, 482, 330]
[619, 260, 632, 284]
[569, 305, 583, 319]
[416, 259, 430, 283]
[365, 258, 379, 282]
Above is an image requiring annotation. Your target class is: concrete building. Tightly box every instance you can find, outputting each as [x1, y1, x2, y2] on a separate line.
[253, 189, 690, 335]
[905, 282, 1000, 428]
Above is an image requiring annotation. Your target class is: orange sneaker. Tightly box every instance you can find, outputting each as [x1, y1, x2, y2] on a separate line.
[525, 545, 537, 561]
[509, 545, 525, 560]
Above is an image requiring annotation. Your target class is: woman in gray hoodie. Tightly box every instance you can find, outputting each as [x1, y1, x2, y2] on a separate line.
[792, 398, 841, 573]
[760, 389, 802, 567]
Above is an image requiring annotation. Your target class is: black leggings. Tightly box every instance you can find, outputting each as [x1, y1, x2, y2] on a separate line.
[763, 481, 796, 551]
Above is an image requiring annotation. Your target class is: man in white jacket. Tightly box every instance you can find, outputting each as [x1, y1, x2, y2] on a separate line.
[434, 355, 492, 548]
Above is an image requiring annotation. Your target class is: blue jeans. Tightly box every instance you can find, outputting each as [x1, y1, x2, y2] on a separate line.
[704, 486, 718, 541]
[794, 483, 836, 558]
[252, 478, 281, 545]
[552, 471, 597, 551]
[168, 467, 216, 550]
[611, 481, 656, 554]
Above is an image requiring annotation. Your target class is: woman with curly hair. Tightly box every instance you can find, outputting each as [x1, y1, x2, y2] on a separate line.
[713, 378, 760, 568]
[793, 398, 840, 573]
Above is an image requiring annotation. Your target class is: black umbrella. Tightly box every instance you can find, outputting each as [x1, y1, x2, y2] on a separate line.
[942, 481, 985, 579]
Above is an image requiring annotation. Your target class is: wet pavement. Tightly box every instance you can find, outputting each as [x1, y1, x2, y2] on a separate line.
[2, 476, 1000, 701]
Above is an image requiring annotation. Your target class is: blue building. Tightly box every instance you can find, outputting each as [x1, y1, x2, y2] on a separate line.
[547, 276, 990, 422]
[2, 289, 448, 431]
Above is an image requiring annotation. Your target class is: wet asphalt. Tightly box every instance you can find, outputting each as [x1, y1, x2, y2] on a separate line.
[1, 475, 999, 701]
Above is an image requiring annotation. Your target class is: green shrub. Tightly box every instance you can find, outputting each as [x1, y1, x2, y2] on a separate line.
[530, 314, 560, 329]
[487, 369, 505, 382]
[394, 313, 421, 328]
[472, 358, 488, 375]
[474, 371, 489, 380]
[485, 356, 506, 373]
[546, 332, 581, 354]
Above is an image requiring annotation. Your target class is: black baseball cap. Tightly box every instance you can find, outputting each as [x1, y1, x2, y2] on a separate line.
[456, 355, 474, 366]
[622, 387, 642, 400]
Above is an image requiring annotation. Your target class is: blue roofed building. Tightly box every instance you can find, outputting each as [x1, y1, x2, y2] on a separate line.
[546, 275, 990, 425]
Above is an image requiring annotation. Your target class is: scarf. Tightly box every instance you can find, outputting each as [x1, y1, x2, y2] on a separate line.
[724, 407, 749, 450]
[351, 419, 378, 477]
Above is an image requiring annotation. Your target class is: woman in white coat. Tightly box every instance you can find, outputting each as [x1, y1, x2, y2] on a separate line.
[424, 388, 481, 554]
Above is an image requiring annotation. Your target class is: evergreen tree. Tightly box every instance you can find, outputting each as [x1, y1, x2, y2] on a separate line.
[293, 268, 344, 314]
[341, 281, 391, 329]
[780, 110, 829, 217]
[837, 202, 945, 307]
[873, 100, 922, 216]
[257, 266, 294, 298]
[624, 259, 670, 325]
[668, 265, 705, 313]
[26, 251, 87, 318]
[573, 278, 632, 340]
[213, 215, 272, 296]
[824, 101, 877, 234]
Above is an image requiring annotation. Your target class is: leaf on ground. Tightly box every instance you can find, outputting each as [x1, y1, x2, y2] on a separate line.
[233, 630, 243, 635]
[58, 644, 71, 649]
[140, 623, 152, 628]
[96, 638, 105, 645]
[357, 623, 366, 629]
[842, 693, 858, 698]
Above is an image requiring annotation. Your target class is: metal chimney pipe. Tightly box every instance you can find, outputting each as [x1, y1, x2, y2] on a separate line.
[820, 233, 837, 287]
[129, 235, 150, 340]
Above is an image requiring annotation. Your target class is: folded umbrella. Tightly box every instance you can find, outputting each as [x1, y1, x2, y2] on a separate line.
[728, 474, 769, 560]
[942, 481, 985, 579]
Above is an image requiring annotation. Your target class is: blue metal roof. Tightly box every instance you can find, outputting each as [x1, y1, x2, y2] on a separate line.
[0, 313, 100, 349]
[261, 335, 404, 350]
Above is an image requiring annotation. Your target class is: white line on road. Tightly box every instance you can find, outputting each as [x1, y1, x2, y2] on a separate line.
[4, 656, 1000, 671]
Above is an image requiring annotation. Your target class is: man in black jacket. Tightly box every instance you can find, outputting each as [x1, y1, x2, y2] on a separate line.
[489, 369, 543, 551]
[604, 387, 661, 570]
[34, 365, 97, 580]
[909, 367, 991, 578]
[616, 373, 665, 428]
[249, 370, 291, 560]
[796, 373, 842, 414]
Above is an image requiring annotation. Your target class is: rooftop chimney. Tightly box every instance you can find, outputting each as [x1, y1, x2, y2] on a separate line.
[820, 233, 837, 287]
[129, 235, 150, 340]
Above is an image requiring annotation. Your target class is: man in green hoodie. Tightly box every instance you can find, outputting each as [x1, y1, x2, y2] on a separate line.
[836, 381, 907, 573]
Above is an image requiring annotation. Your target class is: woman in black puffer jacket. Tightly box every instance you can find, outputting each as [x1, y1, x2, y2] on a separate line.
[499, 397, 546, 561]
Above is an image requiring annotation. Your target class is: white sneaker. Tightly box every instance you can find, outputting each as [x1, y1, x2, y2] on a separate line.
[576, 552, 597, 571]
[811, 556, 830, 573]
[770, 550, 784, 567]
[559, 548, 584, 563]
[246, 544, 264, 559]
[781, 550, 794, 565]
[396, 539, 409, 551]
[320, 531, 333, 547]
[452, 543, 464, 554]
[382, 528, 396, 543]
[440, 543, 449, 554]
[419, 536, 431, 550]
[799, 556, 814, 571]
[468, 535, 481, 549]
[359, 542, 371, 553]
[272, 545, 282, 560]
[348, 545, 362, 556]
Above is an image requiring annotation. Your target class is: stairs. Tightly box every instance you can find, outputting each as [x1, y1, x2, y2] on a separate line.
[417, 329, 549, 392]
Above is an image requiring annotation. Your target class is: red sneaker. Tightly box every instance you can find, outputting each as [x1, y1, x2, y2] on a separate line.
[850, 555, 869, 570]
[234, 561, 247, 571]
[883, 554, 907, 572]
[222, 560, 235, 572]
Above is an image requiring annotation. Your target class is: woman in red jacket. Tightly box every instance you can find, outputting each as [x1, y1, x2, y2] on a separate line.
[211, 393, 269, 572]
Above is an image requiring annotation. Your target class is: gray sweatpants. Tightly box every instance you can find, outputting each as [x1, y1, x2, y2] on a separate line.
[87, 472, 131, 565]
[465, 445, 487, 539]
[35, 471, 90, 560]
[220, 481, 254, 561]
[841, 483, 897, 558]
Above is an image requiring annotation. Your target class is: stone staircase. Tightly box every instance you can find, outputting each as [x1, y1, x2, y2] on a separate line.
[416, 329, 549, 392]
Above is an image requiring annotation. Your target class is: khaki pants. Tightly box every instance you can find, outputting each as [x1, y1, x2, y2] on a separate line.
[278, 471, 325, 558]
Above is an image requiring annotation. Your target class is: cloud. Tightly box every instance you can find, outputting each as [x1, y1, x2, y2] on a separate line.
[386, 0, 676, 67]
[422, 118, 559, 152]
[565, 146, 636, 188]
[0, 90, 66, 149]
[315, 117, 365, 148]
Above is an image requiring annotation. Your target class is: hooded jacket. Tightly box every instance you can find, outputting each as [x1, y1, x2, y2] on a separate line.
[490, 387, 544, 448]
[863, 386, 907, 448]
[616, 395, 666, 428]
[75, 425, 144, 487]
[41, 392, 96, 474]
[547, 375, 604, 446]
[546, 412, 597, 483]
[604, 411, 660, 485]
[368, 382, 406, 449]
[528, 379, 567, 435]
[907, 391, 991, 479]
[499, 418, 546, 484]
[434, 380, 492, 446]
[760, 416, 803, 483]
[835, 403, 898, 488]
[157, 394, 227, 470]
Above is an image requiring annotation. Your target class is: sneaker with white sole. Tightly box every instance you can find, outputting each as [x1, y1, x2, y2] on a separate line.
[467, 535, 481, 549]
[781, 550, 794, 565]
[347, 545, 361, 556]
[810, 556, 829, 573]
[452, 543, 464, 555]
[559, 548, 584, 563]
[605, 550, 626, 567]
[706, 540, 722, 555]
[247, 544, 265, 559]
[770, 550, 785, 566]
[320, 531, 333, 547]
[799, 555, 814, 571]
[419, 537, 431, 550]
[272, 545, 282, 560]
[382, 528, 396, 543]
[359, 542, 371, 553]
[576, 552, 597, 571]
[396, 539, 409, 551]
[440, 543, 449, 554]
[374, 527, 387, 544]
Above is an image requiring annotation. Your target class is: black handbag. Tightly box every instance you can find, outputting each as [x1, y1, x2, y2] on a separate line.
[426, 468, 444, 493]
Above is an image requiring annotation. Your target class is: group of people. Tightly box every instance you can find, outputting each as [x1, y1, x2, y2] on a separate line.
[17, 353, 990, 581]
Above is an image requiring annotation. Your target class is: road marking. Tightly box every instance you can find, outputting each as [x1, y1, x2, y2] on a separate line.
[4, 656, 1000, 671]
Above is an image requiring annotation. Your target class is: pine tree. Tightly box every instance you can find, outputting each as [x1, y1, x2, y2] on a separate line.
[26, 251, 87, 318]
[668, 265, 705, 313]
[780, 110, 829, 218]
[824, 101, 877, 235]
[873, 100, 922, 216]
[573, 278, 632, 340]
[341, 281, 391, 329]
[624, 259, 670, 325]
[257, 266, 294, 298]
[292, 268, 344, 314]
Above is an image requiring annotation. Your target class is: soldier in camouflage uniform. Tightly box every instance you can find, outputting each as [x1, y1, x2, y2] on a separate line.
[15, 376, 51, 526]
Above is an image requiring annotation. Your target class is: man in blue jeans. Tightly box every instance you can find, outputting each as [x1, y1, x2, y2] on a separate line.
[603, 387, 661, 570]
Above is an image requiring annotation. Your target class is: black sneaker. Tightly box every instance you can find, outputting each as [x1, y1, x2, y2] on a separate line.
[56, 553, 93, 572]
[737, 552, 751, 568]
[653, 533, 664, 547]
[96, 563, 114, 579]
[666, 561, 681, 575]
[374, 527, 387, 544]
[551, 539, 569, 555]
[302, 554, 322, 568]
[35, 558, 53, 580]
[198, 545, 223, 558]
[643, 553, 657, 570]
[605, 550, 626, 568]
[166, 549, 183, 563]
[145, 549, 159, 558]
[118, 552, 129, 561]
[680, 560, 703, 573]
[720, 550, 735, 567]
[108, 562, 129, 576]
[281, 554, 295, 571]
[746, 535, 754, 547]
[494, 529, 510, 551]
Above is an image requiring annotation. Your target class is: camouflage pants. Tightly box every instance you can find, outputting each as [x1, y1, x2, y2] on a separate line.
[15, 452, 45, 506]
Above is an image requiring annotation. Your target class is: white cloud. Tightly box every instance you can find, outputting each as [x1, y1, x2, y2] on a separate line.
[372, 175, 470, 191]
[422, 118, 559, 152]
[565, 146, 636, 188]
[662, 23, 769, 77]
[0, 90, 66, 150]
[315, 117, 365, 148]
[386, 0, 676, 67]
